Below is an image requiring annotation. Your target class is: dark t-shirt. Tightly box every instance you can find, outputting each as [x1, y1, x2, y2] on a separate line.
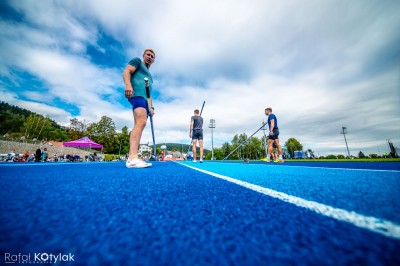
[191, 115, 203, 130]
[267, 114, 279, 130]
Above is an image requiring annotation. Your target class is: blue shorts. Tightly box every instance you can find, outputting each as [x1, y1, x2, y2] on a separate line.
[128, 96, 149, 113]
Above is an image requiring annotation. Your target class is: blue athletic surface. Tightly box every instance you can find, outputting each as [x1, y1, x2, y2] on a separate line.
[181, 161, 400, 224]
[1, 161, 399, 265]
[224, 160, 400, 170]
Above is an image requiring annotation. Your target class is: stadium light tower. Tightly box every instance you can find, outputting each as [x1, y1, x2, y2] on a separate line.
[209, 119, 216, 160]
[340, 126, 351, 157]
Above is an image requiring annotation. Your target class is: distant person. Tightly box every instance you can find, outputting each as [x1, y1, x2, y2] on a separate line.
[35, 148, 42, 162]
[122, 49, 156, 168]
[265, 107, 284, 163]
[13, 154, 20, 162]
[189, 109, 204, 163]
[42, 148, 48, 162]
[22, 151, 29, 161]
[8, 150, 15, 162]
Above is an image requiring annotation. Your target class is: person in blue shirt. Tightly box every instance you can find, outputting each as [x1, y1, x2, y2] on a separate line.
[122, 49, 155, 168]
[265, 107, 284, 163]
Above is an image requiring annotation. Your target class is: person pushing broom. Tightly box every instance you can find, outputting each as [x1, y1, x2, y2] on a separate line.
[264, 107, 284, 163]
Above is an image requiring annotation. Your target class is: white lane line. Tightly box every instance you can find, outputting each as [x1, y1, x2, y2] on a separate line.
[177, 162, 400, 241]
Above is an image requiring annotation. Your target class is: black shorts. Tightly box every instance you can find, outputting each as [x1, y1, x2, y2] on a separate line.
[269, 128, 279, 140]
[192, 129, 203, 140]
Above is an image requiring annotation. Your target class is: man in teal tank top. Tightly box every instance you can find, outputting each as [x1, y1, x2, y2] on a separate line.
[122, 49, 155, 168]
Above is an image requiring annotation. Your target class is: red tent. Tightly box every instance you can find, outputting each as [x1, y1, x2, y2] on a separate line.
[63, 136, 103, 149]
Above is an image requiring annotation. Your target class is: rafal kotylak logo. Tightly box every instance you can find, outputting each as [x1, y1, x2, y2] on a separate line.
[4, 252, 75, 264]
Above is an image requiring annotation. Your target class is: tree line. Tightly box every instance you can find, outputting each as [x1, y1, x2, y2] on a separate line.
[204, 133, 303, 160]
[1, 101, 304, 157]
[0, 101, 129, 154]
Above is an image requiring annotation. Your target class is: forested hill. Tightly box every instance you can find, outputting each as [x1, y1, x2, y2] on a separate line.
[0, 101, 62, 135]
[0, 101, 37, 135]
[0, 101, 210, 154]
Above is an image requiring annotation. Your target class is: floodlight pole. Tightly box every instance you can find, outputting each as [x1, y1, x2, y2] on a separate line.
[340, 126, 350, 157]
[209, 119, 216, 160]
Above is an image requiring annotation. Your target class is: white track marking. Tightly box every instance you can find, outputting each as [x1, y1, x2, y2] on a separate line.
[178, 162, 400, 241]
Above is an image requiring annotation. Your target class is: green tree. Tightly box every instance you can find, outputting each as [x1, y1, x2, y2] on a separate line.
[68, 118, 89, 140]
[248, 137, 262, 159]
[231, 134, 241, 159]
[48, 128, 70, 141]
[87, 116, 117, 153]
[205, 148, 224, 160]
[285, 138, 303, 158]
[117, 126, 130, 156]
[231, 133, 248, 159]
[0, 101, 35, 135]
[326, 154, 337, 159]
[221, 142, 231, 157]
[21, 114, 53, 141]
[261, 135, 269, 157]
[358, 151, 366, 158]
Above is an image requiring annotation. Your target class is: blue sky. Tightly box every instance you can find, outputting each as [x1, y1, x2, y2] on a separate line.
[0, 0, 399, 156]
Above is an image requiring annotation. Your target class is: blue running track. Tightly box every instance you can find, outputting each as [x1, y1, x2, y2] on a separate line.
[1, 161, 399, 265]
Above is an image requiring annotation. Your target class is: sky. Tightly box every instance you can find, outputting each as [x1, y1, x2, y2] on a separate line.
[1, 0, 399, 156]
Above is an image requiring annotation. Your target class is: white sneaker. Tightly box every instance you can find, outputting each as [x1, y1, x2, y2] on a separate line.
[126, 158, 152, 168]
[200, 160, 203, 163]
[193, 160, 197, 163]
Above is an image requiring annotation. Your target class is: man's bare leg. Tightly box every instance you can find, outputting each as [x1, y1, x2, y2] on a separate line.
[129, 107, 147, 160]
[274, 139, 284, 162]
[192, 139, 197, 162]
[266, 139, 274, 162]
[199, 139, 204, 162]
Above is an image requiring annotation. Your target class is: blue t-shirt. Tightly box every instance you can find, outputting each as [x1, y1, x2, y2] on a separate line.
[267, 114, 278, 130]
[128, 57, 153, 99]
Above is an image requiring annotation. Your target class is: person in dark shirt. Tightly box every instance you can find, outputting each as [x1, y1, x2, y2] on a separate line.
[35, 148, 42, 162]
[265, 107, 284, 163]
[189, 109, 204, 163]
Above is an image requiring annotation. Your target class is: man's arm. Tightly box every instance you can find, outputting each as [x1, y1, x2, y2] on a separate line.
[189, 119, 194, 138]
[122, 65, 137, 99]
[269, 119, 275, 134]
